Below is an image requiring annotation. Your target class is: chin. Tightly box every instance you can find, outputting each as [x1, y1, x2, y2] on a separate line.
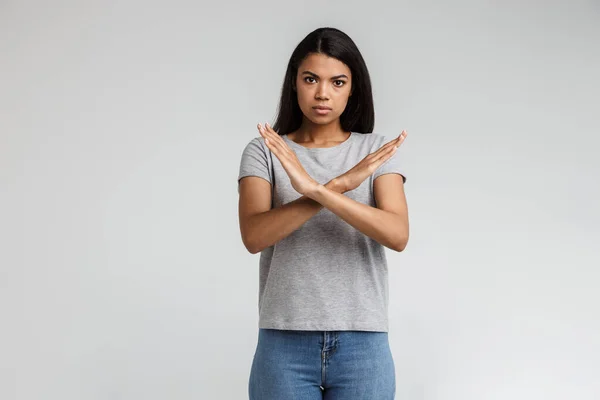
[307, 117, 336, 125]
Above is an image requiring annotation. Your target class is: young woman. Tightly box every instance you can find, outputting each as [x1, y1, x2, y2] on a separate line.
[237, 27, 409, 399]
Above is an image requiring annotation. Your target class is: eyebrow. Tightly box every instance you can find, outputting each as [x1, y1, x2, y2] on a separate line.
[301, 71, 349, 80]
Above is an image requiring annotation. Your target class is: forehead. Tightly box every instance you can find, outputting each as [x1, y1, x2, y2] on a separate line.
[298, 53, 351, 77]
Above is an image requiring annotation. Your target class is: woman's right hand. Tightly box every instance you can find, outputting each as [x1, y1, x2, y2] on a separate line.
[335, 130, 407, 193]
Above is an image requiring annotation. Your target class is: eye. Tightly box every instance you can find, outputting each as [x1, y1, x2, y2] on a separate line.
[304, 77, 316, 83]
[334, 80, 346, 87]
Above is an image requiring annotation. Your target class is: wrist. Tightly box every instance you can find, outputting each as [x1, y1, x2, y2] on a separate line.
[305, 182, 325, 199]
[328, 177, 346, 193]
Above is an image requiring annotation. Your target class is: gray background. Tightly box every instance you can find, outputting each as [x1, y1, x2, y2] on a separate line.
[2, 0, 599, 399]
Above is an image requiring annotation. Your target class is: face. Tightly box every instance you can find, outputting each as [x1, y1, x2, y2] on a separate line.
[294, 53, 353, 125]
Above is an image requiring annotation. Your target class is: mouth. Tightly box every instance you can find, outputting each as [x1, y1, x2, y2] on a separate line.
[312, 105, 332, 115]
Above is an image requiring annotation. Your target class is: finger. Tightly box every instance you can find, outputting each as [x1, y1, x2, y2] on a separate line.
[258, 124, 281, 150]
[370, 142, 397, 165]
[371, 142, 397, 164]
[395, 130, 407, 147]
[257, 123, 270, 141]
[258, 124, 278, 151]
[392, 130, 407, 147]
[257, 126, 264, 144]
[386, 130, 407, 151]
[369, 131, 404, 158]
[259, 124, 290, 160]
[371, 150, 397, 173]
[258, 124, 280, 150]
[386, 130, 404, 146]
[258, 123, 281, 149]
[264, 123, 291, 153]
[381, 130, 406, 150]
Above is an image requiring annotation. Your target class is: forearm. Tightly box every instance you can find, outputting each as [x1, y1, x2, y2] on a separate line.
[247, 179, 345, 254]
[306, 184, 408, 251]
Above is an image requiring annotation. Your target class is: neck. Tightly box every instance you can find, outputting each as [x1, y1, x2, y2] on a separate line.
[294, 119, 349, 145]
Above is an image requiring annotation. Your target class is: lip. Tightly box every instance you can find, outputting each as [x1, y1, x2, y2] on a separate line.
[313, 105, 332, 115]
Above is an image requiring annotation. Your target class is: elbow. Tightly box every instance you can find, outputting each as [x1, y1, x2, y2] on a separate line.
[245, 244, 259, 254]
[241, 224, 258, 254]
[388, 216, 409, 252]
[242, 235, 261, 255]
[391, 243, 406, 252]
[249, 244, 262, 255]
[243, 240, 258, 255]
[391, 235, 409, 252]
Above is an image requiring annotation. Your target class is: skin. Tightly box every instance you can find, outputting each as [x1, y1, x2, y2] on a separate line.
[239, 52, 410, 253]
[288, 53, 355, 147]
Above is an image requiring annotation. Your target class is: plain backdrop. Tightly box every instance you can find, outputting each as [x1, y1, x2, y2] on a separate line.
[1, 0, 599, 399]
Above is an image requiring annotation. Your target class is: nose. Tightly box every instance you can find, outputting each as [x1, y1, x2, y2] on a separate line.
[315, 82, 330, 100]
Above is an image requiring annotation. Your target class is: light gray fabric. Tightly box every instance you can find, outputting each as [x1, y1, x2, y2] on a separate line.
[237, 132, 407, 332]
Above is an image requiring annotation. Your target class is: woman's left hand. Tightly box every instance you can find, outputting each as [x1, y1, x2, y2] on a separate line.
[258, 123, 320, 195]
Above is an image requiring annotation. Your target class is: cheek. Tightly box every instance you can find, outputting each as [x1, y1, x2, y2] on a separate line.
[296, 91, 312, 110]
[296, 89, 306, 103]
[335, 94, 351, 112]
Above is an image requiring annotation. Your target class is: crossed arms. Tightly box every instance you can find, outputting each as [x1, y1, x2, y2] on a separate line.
[238, 173, 408, 254]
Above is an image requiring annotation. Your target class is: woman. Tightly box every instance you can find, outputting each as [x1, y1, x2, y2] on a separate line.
[237, 27, 409, 399]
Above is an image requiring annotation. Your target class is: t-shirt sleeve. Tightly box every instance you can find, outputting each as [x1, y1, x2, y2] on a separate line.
[372, 142, 407, 184]
[237, 137, 273, 193]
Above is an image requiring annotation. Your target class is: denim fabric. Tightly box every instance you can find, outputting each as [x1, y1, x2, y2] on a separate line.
[249, 328, 396, 399]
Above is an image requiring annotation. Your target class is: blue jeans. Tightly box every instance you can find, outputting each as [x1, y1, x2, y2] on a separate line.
[248, 328, 396, 399]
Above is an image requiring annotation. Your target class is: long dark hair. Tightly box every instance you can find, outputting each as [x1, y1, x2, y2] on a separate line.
[272, 27, 375, 135]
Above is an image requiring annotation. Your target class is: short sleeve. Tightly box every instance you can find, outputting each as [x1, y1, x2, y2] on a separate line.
[237, 137, 273, 193]
[372, 143, 407, 184]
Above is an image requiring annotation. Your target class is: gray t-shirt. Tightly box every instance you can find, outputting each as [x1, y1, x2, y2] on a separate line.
[237, 131, 407, 332]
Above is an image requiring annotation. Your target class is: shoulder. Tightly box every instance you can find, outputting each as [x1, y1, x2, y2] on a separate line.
[238, 136, 274, 184]
[243, 135, 267, 148]
[241, 136, 270, 155]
